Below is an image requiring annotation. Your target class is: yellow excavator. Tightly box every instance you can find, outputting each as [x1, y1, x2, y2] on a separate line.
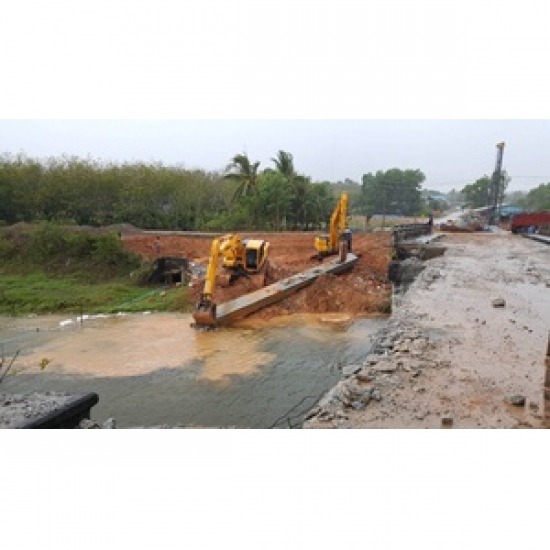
[314, 191, 350, 261]
[193, 234, 270, 327]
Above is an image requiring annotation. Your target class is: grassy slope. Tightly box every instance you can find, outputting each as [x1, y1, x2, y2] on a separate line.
[0, 273, 191, 315]
[0, 224, 192, 315]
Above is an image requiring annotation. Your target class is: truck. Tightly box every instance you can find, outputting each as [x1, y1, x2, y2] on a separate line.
[510, 211, 550, 234]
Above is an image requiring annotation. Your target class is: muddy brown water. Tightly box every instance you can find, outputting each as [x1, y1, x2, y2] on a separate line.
[0, 313, 386, 428]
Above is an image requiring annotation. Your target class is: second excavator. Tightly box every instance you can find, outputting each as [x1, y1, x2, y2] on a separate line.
[313, 191, 350, 261]
[193, 234, 270, 327]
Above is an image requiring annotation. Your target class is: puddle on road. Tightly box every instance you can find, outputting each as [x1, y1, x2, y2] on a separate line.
[0, 312, 387, 428]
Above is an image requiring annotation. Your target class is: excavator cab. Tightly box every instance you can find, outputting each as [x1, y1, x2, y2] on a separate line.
[242, 239, 269, 271]
[314, 233, 348, 262]
[314, 234, 330, 254]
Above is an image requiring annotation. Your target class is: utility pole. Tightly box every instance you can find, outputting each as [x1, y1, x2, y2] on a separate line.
[489, 142, 506, 225]
[381, 184, 387, 230]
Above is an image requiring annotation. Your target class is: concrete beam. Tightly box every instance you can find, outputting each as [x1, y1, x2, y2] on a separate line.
[215, 253, 359, 326]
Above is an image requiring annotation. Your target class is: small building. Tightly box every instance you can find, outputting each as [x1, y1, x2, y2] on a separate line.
[498, 205, 524, 220]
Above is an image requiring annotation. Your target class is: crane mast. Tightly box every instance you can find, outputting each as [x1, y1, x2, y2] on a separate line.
[489, 142, 506, 225]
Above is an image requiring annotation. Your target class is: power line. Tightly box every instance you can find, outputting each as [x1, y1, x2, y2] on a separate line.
[508, 175, 550, 179]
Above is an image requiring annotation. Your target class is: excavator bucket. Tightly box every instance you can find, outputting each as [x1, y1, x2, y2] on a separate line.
[192, 302, 218, 327]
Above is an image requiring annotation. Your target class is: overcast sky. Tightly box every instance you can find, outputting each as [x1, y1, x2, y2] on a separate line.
[1, 119, 549, 192]
[2, 1, 550, 193]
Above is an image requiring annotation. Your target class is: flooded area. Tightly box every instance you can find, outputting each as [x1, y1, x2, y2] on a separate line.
[0, 312, 387, 428]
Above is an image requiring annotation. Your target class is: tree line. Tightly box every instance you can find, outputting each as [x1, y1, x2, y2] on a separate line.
[0, 154, 228, 230]
[517, 183, 550, 210]
[460, 174, 550, 211]
[1, 151, 435, 230]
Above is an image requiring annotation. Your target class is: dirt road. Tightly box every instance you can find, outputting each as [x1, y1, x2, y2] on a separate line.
[305, 232, 550, 428]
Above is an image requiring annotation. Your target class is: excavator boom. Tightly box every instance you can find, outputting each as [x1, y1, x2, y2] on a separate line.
[329, 191, 349, 251]
[192, 238, 221, 327]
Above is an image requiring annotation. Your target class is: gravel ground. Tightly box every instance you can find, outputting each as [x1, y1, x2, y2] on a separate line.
[304, 232, 550, 429]
[0, 392, 75, 428]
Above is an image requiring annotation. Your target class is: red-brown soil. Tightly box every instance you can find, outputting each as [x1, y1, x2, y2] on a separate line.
[122, 231, 393, 319]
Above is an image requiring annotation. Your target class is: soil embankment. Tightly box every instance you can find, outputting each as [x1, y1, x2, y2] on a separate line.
[122, 231, 393, 319]
[305, 232, 550, 428]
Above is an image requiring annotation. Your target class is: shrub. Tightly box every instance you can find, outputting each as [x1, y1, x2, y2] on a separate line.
[0, 234, 17, 260]
[28, 222, 67, 261]
[1, 223, 141, 278]
[65, 232, 95, 259]
[93, 233, 127, 265]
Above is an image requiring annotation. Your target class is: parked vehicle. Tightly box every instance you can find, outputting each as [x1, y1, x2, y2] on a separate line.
[510, 211, 550, 234]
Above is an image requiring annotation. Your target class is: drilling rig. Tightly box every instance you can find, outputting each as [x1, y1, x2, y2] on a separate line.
[489, 142, 506, 225]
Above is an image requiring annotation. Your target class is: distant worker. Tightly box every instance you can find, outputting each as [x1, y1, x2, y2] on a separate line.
[427, 212, 434, 234]
[154, 236, 162, 255]
[343, 228, 352, 252]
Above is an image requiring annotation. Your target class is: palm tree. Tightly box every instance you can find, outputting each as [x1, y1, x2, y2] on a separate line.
[224, 153, 261, 201]
[271, 150, 295, 180]
[290, 175, 310, 229]
[272, 150, 305, 228]
[268, 151, 297, 230]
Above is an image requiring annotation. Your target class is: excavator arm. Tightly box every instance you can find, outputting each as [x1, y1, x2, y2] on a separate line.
[328, 191, 349, 251]
[193, 237, 221, 327]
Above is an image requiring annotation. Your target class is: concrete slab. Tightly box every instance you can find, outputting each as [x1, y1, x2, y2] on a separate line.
[215, 253, 359, 326]
[1, 392, 99, 429]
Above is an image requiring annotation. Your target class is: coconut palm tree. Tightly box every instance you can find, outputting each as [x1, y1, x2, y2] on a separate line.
[272, 150, 308, 228]
[224, 153, 261, 201]
[271, 150, 295, 180]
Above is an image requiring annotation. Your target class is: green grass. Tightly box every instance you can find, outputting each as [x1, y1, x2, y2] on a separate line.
[0, 272, 193, 316]
[0, 223, 196, 316]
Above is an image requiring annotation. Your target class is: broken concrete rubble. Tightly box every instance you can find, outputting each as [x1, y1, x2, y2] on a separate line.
[306, 232, 550, 429]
